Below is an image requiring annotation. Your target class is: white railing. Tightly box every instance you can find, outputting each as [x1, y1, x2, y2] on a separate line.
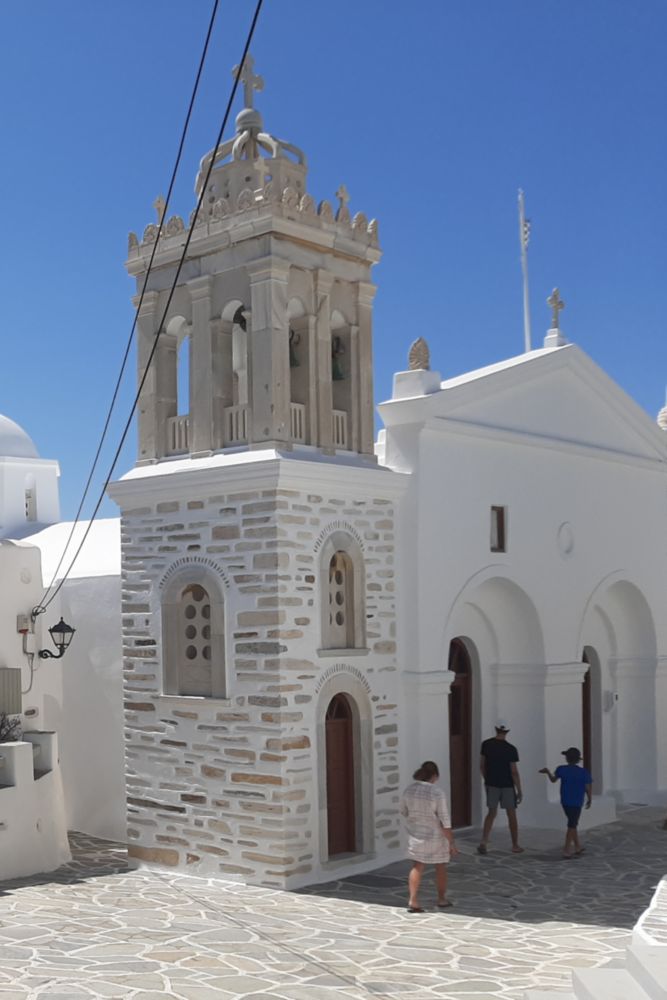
[166, 414, 189, 455]
[290, 402, 306, 443]
[225, 405, 249, 445]
[333, 409, 348, 449]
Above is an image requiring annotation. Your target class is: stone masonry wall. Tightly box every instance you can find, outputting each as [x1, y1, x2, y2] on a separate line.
[120, 469, 400, 888]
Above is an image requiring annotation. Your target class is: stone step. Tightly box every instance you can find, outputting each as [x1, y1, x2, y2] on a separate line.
[572, 968, 651, 1000]
[524, 992, 576, 1000]
[627, 943, 667, 1000]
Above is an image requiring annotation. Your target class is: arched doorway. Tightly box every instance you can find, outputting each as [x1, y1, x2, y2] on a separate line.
[582, 649, 592, 773]
[581, 646, 602, 789]
[448, 639, 472, 827]
[325, 693, 356, 855]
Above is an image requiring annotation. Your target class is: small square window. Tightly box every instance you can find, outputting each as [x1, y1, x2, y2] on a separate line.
[490, 506, 506, 553]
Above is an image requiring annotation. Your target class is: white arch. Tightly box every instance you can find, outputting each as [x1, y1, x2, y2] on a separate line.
[444, 567, 545, 667]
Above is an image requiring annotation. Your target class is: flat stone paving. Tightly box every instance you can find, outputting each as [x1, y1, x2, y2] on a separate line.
[0, 806, 665, 1000]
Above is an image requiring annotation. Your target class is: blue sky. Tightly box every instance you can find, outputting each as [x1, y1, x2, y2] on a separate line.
[1, 1, 666, 519]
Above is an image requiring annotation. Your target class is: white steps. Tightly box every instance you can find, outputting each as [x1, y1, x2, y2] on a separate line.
[572, 968, 651, 1000]
[627, 943, 667, 1000]
[525, 878, 667, 999]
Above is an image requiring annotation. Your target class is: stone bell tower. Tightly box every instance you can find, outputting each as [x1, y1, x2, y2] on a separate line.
[126, 54, 380, 464]
[111, 56, 404, 889]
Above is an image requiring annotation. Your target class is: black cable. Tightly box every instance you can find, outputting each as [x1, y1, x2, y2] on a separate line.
[40, 0, 221, 601]
[40, 0, 265, 612]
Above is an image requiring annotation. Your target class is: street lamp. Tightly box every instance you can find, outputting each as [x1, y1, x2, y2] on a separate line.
[38, 617, 76, 660]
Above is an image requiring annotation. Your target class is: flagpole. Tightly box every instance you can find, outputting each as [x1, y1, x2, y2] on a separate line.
[518, 189, 532, 352]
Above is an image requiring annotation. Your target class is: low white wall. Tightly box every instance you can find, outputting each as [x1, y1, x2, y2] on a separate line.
[0, 732, 70, 880]
[57, 574, 126, 841]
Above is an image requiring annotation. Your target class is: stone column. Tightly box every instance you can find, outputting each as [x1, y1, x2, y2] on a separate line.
[489, 662, 547, 822]
[315, 270, 334, 451]
[403, 669, 455, 796]
[610, 657, 658, 794]
[247, 258, 290, 446]
[655, 657, 667, 790]
[135, 291, 160, 464]
[356, 281, 377, 457]
[136, 291, 176, 463]
[542, 662, 588, 806]
[188, 276, 214, 457]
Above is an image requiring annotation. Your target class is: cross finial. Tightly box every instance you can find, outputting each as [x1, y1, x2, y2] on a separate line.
[153, 194, 166, 224]
[547, 287, 565, 329]
[232, 54, 264, 110]
[335, 183, 350, 209]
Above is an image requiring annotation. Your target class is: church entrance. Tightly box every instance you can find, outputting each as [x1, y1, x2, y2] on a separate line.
[325, 693, 356, 855]
[448, 638, 472, 827]
[582, 652, 592, 773]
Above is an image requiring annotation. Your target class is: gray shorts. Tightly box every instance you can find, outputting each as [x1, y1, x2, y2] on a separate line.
[486, 786, 516, 810]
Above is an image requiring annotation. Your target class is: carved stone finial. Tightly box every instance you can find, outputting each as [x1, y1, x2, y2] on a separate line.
[232, 53, 264, 110]
[335, 183, 350, 209]
[547, 287, 565, 329]
[408, 337, 430, 371]
[153, 195, 166, 225]
[128, 231, 138, 251]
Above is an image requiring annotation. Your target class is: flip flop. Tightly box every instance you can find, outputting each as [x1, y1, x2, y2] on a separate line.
[407, 906, 424, 913]
[476, 844, 487, 855]
[511, 846, 525, 853]
[574, 848, 585, 856]
[437, 900, 453, 908]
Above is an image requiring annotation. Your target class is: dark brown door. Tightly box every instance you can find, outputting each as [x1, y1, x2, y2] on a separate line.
[448, 639, 472, 828]
[582, 652, 592, 773]
[325, 694, 356, 855]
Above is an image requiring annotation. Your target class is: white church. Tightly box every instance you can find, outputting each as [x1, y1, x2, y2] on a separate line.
[0, 56, 666, 887]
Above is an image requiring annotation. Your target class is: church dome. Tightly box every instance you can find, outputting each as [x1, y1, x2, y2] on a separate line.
[0, 414, 39, 458]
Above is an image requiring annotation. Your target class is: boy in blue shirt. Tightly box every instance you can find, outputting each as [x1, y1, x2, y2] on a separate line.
[539, 747, 592, 858]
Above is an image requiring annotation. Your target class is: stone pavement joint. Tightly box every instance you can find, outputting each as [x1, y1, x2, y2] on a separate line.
[0, 807, 665, 999]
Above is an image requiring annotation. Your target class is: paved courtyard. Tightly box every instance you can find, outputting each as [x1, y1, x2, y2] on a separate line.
[0, 806, 665, 1000]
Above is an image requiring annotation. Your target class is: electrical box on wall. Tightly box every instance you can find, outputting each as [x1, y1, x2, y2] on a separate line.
[16, 614, 30, 634]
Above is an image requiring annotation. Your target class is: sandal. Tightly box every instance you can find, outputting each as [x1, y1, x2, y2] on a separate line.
[476, 844, 487, 855]
[437, 899, 453, 908]
[407, 906, 424, 913]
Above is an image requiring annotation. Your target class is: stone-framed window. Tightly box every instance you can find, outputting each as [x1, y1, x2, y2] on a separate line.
[320, 530, 366, 651]
[162, 568, 226, 698]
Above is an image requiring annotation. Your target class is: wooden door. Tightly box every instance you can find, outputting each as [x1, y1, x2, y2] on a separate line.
[448, 639, 472, 828]
[582, 653, 592, 773]
[325, 694, 356, 855]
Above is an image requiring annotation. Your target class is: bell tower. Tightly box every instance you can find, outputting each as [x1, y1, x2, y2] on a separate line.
[112, 57, 403, 890]
[126, 54, 380, 463]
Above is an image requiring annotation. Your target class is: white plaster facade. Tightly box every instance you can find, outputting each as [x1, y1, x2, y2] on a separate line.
[382, 343, 667, 833]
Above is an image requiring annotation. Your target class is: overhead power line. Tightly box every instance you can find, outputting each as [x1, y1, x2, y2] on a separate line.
[40, 0, 265, 612]
[41, 0, 221, 599]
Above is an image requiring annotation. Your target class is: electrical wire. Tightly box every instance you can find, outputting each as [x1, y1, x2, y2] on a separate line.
[40, 0, 221, 601]
[39, 0, 265, 612]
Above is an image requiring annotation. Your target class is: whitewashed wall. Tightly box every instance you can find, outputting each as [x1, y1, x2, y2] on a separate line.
[381, 345, 667, 829]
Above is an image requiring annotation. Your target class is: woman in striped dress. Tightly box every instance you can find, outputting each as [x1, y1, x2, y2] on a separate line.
[399, 761, 458, 912]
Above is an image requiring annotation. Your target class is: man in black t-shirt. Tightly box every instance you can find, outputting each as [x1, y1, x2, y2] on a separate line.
[477, 722, 524, 855]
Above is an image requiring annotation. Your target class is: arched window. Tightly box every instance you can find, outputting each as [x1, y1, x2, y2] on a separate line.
[162, 569, 226, 698]
[327, 552, 354, 648]
[320, 531, 366, 651]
